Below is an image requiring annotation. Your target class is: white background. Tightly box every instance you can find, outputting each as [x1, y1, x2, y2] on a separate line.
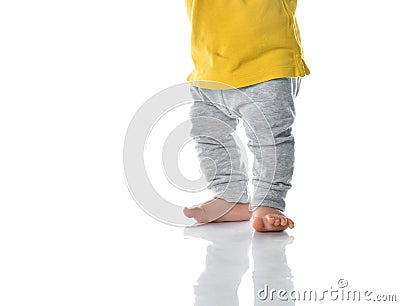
[1, 1, 400, 305]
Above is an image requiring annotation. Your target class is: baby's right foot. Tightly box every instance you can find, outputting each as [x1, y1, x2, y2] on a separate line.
[251, 206, 295, 232]
[183, 198, 252, 224]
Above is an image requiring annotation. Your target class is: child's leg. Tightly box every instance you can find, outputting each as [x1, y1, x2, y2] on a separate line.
[183, 85, 252, 223]
[238, 77, 301, 231]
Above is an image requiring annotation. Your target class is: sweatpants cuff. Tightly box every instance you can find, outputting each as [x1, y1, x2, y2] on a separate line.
[212, 182, 250, 203]
[250, 201, 285, 212]
[250, 187, 287, 211]
[250, 199, 285, 212]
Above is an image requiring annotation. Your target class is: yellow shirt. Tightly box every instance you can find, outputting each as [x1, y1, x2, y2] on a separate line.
[185, 0, 310, 89]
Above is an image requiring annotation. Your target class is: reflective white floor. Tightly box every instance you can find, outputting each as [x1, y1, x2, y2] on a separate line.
[183, 222, 294, 306]
[131, 210, 400, 306]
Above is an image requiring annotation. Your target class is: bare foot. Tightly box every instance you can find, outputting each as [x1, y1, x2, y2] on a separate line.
[251, 206, 295, 232]
[183, 198, 252, 223]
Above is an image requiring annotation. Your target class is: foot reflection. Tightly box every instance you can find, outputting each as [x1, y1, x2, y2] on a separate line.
[183, 223, 295, 306]
[252, 231, 295, 305]
[184, 222, 252, 306]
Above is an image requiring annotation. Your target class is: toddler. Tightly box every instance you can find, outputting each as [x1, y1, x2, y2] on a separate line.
[183, 0, 310, 232]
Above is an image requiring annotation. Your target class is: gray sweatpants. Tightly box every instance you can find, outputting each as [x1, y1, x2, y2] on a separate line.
[189, 77, 301, 211]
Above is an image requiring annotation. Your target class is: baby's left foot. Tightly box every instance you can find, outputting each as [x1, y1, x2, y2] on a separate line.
[183, 198, 252, 223]
[251, 206, 294, 232]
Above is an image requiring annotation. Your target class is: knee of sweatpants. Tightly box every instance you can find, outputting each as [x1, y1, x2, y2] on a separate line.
[242, 114, 275, 146]
[189, 116, 234, 143]
[189, 118, 206, 139]
[270, 115, 295, 143]
[190, 108, 236, 140]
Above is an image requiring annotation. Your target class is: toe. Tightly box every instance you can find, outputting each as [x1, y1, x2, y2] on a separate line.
[183, 207, 208, 223]
[265, 214, 277, 225]
[252, 216, 265, 232]
[183, 207, 193, 218]
[287, 218, 295, 229]
[273, 215, 281, 226]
